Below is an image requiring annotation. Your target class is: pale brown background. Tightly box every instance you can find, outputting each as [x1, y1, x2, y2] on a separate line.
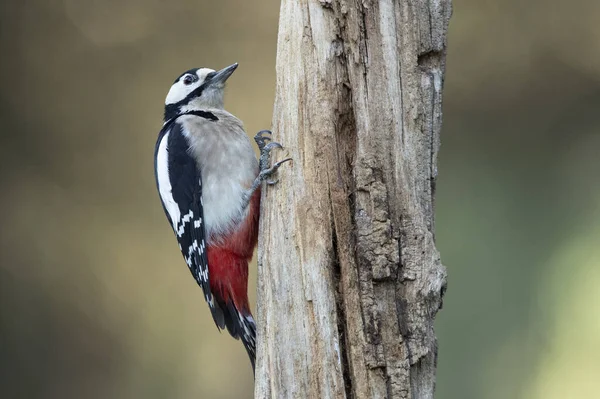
[1, 0, 599, 398]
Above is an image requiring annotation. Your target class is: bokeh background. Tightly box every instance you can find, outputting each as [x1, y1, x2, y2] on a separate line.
[1, 0, 599, 398]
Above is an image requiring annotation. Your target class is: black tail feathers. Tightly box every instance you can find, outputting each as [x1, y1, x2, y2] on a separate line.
[222, 301, 256, 373]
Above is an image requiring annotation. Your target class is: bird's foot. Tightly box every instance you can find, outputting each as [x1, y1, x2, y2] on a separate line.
[254, 130, 292, 184]
[254, 130, 273, 152]
[241, 135, 291, 210]
[258, 141, 292, 186]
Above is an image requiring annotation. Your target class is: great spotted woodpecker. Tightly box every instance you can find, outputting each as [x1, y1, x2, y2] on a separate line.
[154, 63, 289, 371]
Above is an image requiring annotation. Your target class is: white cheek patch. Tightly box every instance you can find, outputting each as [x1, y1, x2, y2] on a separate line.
[164, 68, 216, 106]
[165, 81, 196, 105]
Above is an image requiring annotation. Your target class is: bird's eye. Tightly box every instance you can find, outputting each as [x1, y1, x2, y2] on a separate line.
[183, 75, 195, 85]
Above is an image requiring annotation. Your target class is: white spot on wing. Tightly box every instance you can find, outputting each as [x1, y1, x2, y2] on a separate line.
[176, 210, 195, 237]
[198, 266, 208, 282]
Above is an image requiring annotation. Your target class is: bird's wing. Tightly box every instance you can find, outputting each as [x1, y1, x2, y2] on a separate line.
[154, 121, 225, 329]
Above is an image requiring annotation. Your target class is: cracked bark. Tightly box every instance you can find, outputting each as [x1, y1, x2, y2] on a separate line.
[255, 0, 451, 398]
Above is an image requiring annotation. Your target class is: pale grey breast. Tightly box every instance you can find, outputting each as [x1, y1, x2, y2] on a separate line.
[179, 110, 259, 243]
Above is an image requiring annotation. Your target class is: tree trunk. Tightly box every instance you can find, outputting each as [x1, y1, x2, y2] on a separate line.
[255, 0, 451, 398]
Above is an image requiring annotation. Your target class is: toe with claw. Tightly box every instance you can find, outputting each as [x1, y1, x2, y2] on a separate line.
[259, 157, 292, 186]
[254, 129, 292, 185]
[259, 141, 285, 171]
[254, 130, 273, 152]
[256, 131, 291, 185]
[242, 132, 292, 210]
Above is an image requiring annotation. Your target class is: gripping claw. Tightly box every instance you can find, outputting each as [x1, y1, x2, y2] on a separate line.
[259, 141, 286, 172]
[254, 130, 273, 152]
[252, 130, 292, 189]
[241, 132, 292, 211]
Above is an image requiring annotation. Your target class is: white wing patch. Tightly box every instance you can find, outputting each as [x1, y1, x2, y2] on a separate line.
[156, 131, 180, 230]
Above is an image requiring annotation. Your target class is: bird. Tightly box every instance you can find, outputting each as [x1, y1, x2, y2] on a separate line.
[153, 63, 290, 372]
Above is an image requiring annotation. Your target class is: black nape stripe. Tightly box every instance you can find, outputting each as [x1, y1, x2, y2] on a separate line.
[186, 110, 218, 121]
[162, 109, 219, 128]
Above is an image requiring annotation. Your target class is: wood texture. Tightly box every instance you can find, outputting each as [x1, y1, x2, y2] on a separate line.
[255, 0, 451, 397]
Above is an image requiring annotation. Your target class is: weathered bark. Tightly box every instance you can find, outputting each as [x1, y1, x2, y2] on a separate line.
[255, 0, 450, 398]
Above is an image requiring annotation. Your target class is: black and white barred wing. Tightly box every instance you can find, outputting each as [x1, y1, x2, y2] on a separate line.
[154, 121, 225, 328]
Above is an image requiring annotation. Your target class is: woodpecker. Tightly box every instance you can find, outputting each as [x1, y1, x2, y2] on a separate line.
[154, 63, 289, 371]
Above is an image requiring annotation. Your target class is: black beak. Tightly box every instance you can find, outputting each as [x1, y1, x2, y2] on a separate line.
[210, 63, 238, 85]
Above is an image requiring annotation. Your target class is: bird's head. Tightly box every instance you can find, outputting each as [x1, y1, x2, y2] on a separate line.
[164, 63, 238, 121]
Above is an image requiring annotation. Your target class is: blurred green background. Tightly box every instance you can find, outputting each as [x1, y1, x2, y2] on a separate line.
[1, 0, 599, 398]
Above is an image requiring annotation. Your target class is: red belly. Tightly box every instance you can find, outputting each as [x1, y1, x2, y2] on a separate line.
[206, 190, 260, 313]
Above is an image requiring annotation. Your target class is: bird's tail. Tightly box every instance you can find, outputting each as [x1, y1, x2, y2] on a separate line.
[226, 302, 256, 372]
[211, 292, 257, 372]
